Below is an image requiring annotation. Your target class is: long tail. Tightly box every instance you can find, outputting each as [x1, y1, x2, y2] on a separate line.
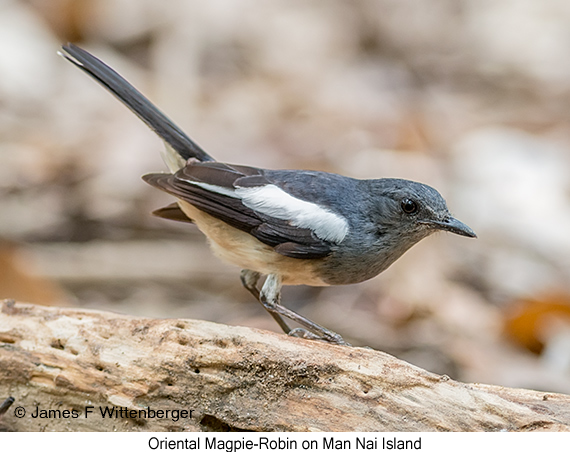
[59, 43, 214, 163]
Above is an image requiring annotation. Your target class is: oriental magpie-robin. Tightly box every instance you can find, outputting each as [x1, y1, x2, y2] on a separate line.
[60, 44, 476, 346]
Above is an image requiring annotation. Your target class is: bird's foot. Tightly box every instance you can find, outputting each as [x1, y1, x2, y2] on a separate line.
[289, 328, 350, 346]
[288, 328, 320, 340]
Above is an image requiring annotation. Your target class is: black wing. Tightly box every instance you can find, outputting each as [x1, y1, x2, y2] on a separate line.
[143, 162, 333, 259]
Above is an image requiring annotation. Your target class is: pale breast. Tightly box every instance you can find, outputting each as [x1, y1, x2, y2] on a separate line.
[178, 201, 329, 286]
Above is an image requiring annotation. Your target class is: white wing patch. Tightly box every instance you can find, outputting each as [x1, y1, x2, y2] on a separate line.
[186, 181, 349, 243]
[189, 181, 239, 198]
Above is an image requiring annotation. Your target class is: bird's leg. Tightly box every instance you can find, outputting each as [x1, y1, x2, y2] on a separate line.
[259, 274, 350, 346]
[240, 269, 292, 334]
[241, 270, 320, 340]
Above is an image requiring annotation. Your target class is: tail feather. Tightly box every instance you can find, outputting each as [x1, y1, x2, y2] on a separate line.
[59, 43, 214, 163]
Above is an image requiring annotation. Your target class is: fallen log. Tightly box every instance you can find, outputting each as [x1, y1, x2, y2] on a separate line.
[0, 299, 569, 432]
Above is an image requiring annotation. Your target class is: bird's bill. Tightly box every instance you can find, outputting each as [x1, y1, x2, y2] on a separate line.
[428, 217, 477, 238]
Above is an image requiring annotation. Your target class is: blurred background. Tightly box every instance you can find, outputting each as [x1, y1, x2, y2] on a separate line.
[1, 0, 570, 394]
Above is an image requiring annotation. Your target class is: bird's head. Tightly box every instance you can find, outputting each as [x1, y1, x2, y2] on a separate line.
[367, 179, 476, 241]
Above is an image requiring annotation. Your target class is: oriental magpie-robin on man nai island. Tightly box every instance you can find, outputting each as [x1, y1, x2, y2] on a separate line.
[60, 44, 476, 346]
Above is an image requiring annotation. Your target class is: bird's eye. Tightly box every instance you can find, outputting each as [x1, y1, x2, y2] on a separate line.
[401, 199, 418, 214]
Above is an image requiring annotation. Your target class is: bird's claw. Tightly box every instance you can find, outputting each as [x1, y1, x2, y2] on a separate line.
[289, 328, 350, 346]
[289, 328, 321, 340]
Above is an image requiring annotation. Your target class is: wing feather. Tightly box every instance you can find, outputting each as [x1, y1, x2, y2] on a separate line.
[142, 162, 334, 259]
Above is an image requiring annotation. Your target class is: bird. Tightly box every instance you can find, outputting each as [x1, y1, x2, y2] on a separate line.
[59, 44, 476, 346]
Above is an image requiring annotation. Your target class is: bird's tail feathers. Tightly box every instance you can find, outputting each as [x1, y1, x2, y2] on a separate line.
[59, 43, 214, 163]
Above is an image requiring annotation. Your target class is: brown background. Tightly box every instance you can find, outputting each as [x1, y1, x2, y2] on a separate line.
[1, 0, 570, 394]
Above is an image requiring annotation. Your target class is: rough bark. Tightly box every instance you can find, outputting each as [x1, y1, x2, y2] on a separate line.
[0, 299, 569, 432]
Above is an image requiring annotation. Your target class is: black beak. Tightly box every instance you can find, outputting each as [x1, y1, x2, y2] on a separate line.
[430, 217, 477, 238]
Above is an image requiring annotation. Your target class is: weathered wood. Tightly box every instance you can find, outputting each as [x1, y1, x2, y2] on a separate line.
[0, 299, 569, 432]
